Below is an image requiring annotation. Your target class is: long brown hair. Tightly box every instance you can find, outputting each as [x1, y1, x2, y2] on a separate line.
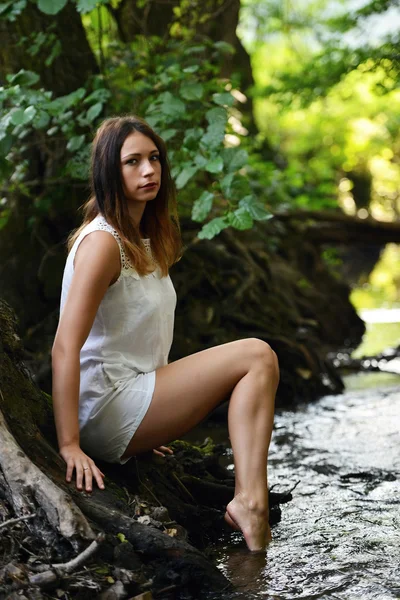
[68, 115, 181, 276]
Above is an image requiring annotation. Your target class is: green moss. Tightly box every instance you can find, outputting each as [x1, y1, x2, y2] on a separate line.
[170, 438, 215, 457]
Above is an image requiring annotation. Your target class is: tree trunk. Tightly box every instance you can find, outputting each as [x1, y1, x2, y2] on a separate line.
[0, 0, 98, 94]
[0, 0, 99, 358]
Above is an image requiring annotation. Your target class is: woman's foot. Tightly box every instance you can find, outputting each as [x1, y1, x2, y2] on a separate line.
[226, 492, 271, 552]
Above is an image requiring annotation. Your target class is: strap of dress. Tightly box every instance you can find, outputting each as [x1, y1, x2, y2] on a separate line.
[92, 216, 133, 270]
[70, 215, 132, 272]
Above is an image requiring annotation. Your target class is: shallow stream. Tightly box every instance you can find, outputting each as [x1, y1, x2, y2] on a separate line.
[208, 370, 400, 600]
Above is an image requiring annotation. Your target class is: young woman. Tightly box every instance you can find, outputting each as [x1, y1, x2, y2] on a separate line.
[52, 115, 279, 552]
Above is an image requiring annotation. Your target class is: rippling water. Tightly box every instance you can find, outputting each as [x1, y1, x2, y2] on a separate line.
[213, 372, 400, 600]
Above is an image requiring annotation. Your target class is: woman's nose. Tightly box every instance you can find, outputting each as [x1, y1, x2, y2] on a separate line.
[142, 160, 155, 175]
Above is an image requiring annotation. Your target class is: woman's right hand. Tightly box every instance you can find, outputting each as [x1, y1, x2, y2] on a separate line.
[59, 444, 105, 492]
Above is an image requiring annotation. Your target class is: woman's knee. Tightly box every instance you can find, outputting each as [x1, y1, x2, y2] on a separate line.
[240, 338, 279, 376]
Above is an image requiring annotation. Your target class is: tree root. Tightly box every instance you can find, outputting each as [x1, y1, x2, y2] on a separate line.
[0, 407, 94, 547]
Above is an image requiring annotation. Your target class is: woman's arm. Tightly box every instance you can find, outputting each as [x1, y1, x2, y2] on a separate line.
[52, 231, 121, 491]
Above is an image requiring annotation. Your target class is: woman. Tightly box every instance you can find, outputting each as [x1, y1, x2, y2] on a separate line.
[52, 115, 279, 552]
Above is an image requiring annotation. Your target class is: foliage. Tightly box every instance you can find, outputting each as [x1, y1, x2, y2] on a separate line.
[351, 244, 400, 310]
[0, 17, 273, 238]
[239, 0, 400, 217]
[118, 37, 273, 237]
[0, 71, 110, 226]
[240, 0, 400, 103]
[0, 0, 115, 19]
[1, 0, 399, 239]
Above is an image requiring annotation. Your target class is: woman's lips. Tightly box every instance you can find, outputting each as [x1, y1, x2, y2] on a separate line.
[141, 183, 157, 189]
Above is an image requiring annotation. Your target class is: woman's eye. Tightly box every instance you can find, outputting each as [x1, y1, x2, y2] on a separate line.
[151, 155, 160, 161]
[126, 159, 137, 165]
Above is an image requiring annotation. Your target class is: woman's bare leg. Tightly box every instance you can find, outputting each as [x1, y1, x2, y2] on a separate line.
[225, 348, 279, 534]
[121, 338, 279, 551]
[224, 346, 278, 549]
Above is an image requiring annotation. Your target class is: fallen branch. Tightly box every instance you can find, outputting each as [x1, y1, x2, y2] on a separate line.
[28, 533, 105, 587]
[0, 512, 37, 531]
[274, 209, 400, 245]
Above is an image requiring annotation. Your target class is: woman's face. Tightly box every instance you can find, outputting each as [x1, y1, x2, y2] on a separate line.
[120, 131, 162, 204]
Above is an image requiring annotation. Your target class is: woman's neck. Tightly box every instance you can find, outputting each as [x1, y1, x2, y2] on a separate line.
[127, 202, 146, 229]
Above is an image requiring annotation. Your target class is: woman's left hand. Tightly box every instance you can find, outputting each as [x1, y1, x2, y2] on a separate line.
[153, 445, 173, 457]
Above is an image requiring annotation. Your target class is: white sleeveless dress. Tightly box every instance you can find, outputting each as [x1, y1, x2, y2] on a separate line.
[60, 214, 177, 463]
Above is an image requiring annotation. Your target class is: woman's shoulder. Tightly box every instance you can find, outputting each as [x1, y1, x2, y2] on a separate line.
[83, 214, 115, 235]
[72, 216, 122, 271]
[72, 215, 121, 251]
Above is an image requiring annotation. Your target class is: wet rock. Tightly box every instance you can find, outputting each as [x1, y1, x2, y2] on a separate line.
[99, 580, 127, 600]
[150, 506, 170, 523]
[113, 541, 143, 570]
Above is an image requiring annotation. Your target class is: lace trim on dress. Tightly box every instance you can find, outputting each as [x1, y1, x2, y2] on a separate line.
[94, 216, 156, 279]
[142, 238, 151, 254]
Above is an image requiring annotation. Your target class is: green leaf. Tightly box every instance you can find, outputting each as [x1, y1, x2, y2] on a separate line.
[45, 39, 62, 66]
[145, 115, 162, 128]
[67, 135, 85, 152]
[206, 106, 227, 128]
[183, 45, 207, 55]
[212, 92, 234, 107]
[200, 107, 227, 149]
[0, 0, 26, 21]
[198, 217, 228, 240]
[184, 127, 204, 149]
[6, 70, 40, 87]
[205, 156, 223, 174]
[159, 128, 177, 142]
[220, 173, 235, 196]
[76, 0, 100, 12]
[226, 207, 253, 230]
[86, 102, 102, 122]
[194, 154, 207, 168]
[175, 166, 197, 189]
[183, 65, 199, 73]
[239, 196, 273, 221]
[158, 72, 172, 86]
[46, 88, 86, 114]
[34, 111, 50, 129]
[37, 0, 67, 15]
[83, 88, 110, 105]
[23, 106, 36, 124]
[228, 149, 249, 172]
[200, 125, 225, 150]
[0, 134, 13, 156]
[47, 126, 59, 136]
[17, 128, 30, 140]
[9, 106, 36, 127]
[161, 95, 185, 118]
[179, 82, 204, 101]
[192, 191, 214, 222]
[213, 41, 235, 55]
[10, 109, 26, 126]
